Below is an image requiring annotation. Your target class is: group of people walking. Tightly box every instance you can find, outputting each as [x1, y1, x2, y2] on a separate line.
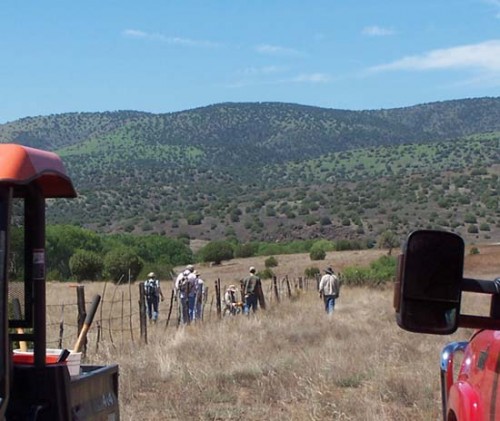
[174, 264, 205, 324]
[144, 264, 341, 323]
[144, 265, 206, 324]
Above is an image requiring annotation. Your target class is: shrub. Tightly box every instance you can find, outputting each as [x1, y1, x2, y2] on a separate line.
[103, 248, 144, 283]
[320, 216, 332, 226]
[186, 213, 203, 225]
[479, 223, 490, 231]
[198, 240, 234, 264]
[310, 248, 326, 261]
[69, 249, 104, 281]
[341, 255, 397, 288]
[341, 218, 351, 226]
[258, 268, 274, 279]
[313, 239, 335, 252]
[467, 224, 479, 234]
[469, 247, 480, 255]
[464, 214, 477, 224]
[234, 243, 258, 258]
[265, 256, 278, 268]
[304, 267, 320, 278]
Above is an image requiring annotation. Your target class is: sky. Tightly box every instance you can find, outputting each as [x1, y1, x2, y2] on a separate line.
[1, 0, 500, 123]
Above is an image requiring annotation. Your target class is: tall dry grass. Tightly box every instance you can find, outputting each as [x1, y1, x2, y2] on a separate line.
[44, 246, 498, 420]
[73, 286, 470, 421]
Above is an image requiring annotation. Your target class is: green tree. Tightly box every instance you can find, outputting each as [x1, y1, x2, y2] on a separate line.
[69, 250, 104, 281]
[198, 240, 234, 265]
[378, 230, 400, 255]
[46, 225, 103, 279]
[234, 243, 258, 258]
[186, 212, 203, 225]
[103, 248, 143, 283]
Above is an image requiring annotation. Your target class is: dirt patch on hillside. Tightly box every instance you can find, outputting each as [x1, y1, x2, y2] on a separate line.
[177, 248, 387, 285]
[176, 243, 500, 285]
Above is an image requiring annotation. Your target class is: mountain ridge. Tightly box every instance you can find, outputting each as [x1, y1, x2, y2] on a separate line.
[0, 97, 498, 245]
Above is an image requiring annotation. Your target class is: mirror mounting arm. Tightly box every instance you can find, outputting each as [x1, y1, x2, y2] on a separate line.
[458, 315, 500, 331]
[462, 278, 500, 295]
[459, 278, 500, 329]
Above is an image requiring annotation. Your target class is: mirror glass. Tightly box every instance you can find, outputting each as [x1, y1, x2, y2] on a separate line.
[397, 230, 464, 334]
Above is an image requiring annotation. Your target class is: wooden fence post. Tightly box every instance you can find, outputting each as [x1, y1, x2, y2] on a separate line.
[121, 291, 124, 346]
[272, 276, 280, 303]
[58, 304, 64, 349]
[139, 282, 147, 344]
[285, 275, 292, 299]
[128, 274, 134, 343]
[216, 278, 222, 319]
[165, 289, 175, 330]
[76, 285, 87, 354]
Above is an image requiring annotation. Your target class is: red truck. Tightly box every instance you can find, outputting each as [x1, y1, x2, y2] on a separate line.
[395, 229, 500, 421]
[0, 144, 119, 420]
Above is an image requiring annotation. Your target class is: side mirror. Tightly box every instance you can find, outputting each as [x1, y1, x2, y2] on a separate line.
[395, 230, 464, 334]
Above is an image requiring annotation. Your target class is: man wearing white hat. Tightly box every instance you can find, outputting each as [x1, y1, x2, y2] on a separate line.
[144, 272, 164, 322]
[174, 264, 196, 324]
[318, 267, 340, 315]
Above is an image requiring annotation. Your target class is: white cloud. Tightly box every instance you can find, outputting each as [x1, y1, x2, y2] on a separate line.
[369, 40, 500, 72]
[290, 73, 331, 83]
[239, 66, 287, 76]
[254, 44, 302, 57]
[122, 29, 220, 48]
[123, 29, 147, 38]
[224, 71, 330, 89]
[362, 26, 395, 36]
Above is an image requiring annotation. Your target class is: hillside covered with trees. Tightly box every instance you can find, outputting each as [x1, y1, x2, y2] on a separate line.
[1, 98, 498, 249]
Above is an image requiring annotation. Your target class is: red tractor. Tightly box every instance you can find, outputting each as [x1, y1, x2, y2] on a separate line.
[395, 229, 500, 421]
[0, 144, 119, 420]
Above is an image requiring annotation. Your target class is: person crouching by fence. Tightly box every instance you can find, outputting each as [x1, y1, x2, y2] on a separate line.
[144, 272, 164, 323]
[318, 267, 340, 315]
[223, 285, 241, 316]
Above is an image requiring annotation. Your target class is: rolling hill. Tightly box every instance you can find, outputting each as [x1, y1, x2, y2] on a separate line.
[0, 98, 498, 245]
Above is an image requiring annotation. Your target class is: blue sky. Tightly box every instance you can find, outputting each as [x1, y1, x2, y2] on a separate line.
[1, 0, 500, 123]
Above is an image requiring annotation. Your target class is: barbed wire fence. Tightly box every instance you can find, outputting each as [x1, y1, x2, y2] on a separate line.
[45, 274, 317, 352]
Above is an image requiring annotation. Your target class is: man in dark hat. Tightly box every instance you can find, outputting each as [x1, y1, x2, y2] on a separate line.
[318, 267, 340, 314]
[242, 266, 262, 315]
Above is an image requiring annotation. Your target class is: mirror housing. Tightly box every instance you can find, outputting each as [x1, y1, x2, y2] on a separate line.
[395, 230, 464, 334]
[395, 230, 500, 334]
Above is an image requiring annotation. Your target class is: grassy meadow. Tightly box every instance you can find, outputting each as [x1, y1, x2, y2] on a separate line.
[44, 245, 500, 420]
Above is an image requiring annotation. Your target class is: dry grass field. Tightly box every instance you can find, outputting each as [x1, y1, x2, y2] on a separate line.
[45, 244, 500, 420]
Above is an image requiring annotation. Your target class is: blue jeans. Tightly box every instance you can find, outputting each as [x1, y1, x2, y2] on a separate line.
[146, 296, 159, 321]
[323, 295, 336, 314]
[244, 294, 258, 315]
[179, 296, 189, 325]
[188, 296, 197, 321]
